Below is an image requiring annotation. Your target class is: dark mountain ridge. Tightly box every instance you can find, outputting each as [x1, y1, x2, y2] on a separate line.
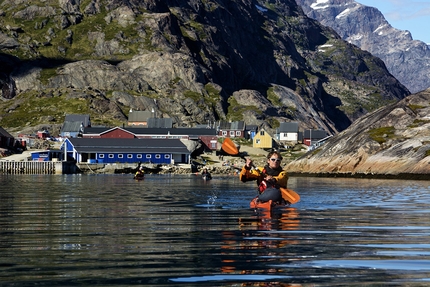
[0, 0, 409, 135]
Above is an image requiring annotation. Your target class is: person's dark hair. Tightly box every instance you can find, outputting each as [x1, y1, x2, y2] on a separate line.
[266, 150, 283, 160]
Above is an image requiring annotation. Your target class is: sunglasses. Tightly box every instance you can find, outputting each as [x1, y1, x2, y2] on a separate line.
[270, 158, 281, 162]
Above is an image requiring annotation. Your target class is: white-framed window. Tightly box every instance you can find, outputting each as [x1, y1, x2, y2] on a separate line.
[127, 154, 133, 158]
[109, 154, 114, 158]
[256, 139, 261, 144]
[260, 131, 265, 136]
[99, 154, 105, 158]
[118, 154, 123, 159]
[230, 131, 235, 137]
[155, 154, 161, 159]
[137, 154, 142, 159]
[146, 154, 151, 159]
[236, 131, 241, 136]
[222, 131, 227, 136]
[164, 154, 170, 159]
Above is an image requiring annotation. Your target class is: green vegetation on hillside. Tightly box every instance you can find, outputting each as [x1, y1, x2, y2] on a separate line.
[267, 87, 282, 107]
[227, 97, 262, 121]
[0, 91, 123, 129]
[368, 126, 396, 144]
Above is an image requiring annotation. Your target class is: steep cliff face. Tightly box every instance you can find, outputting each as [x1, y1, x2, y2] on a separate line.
[286, 89, 430, 176]
[296, 0, 430, 94]
[0, 0, 409, 134]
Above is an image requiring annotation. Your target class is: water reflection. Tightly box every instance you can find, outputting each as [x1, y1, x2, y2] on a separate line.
[0, 174, 429, 286]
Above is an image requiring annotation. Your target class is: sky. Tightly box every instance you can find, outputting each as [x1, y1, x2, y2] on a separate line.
[356, 0, 430, 44]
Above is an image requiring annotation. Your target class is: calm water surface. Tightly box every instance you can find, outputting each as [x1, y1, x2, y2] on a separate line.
[1, 174, 429, 286]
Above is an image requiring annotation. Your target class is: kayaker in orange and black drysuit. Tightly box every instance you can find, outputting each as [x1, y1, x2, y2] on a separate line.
[239, 150, 288, 204]
[134, 166, 145, 180]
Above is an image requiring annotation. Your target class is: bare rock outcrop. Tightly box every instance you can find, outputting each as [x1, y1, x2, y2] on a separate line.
[286, 90, 430, 177]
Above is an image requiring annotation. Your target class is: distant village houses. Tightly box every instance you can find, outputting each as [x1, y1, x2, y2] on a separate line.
[82, 126, 218, 152]
[2, 110, 333, 165]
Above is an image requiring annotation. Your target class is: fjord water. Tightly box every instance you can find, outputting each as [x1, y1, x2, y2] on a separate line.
[1, 174, 429, 286]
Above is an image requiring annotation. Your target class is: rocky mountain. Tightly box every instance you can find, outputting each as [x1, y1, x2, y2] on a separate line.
[296, 0, 430, 94]
[0, 0, 409, 136]
[285, 89, 430, 177]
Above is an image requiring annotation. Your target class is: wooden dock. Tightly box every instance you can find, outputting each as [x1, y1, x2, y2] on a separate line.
[0, 161, 77, 174]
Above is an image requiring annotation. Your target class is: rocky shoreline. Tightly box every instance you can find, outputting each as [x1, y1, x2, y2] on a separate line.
[76, 160, 246, 176]
[288, 172, 430, 181]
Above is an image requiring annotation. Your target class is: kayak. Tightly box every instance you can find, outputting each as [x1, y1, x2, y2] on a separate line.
[250, 197, 286, 210]
[250, 188, 300, 210]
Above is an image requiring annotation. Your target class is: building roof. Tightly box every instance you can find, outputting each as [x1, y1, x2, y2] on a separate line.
[279, 122, 299, 132]
[128, 110, 152, 122]
[68, 138, 190, 154]
[83, 127, 111, 134]
[246, 125, 258, 132]
[147, 118, 173, 128]
[126, 127, 217, 136]
[304, 129, 329, 139]
[218, 121, 245, 130]
[83, 127, 217, 137]
[61, 121, 83, 133]
[255, 127, 274, 138]
[0, 127, 14, 138]
[64, 114, 91, 126]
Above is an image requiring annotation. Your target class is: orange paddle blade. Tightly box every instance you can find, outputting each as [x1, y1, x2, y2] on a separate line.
[221, 138, 239, 155]
[280, 188, 300, 204]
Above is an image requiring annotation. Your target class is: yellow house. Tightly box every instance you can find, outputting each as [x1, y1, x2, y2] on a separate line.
[253, 128, 273, 149]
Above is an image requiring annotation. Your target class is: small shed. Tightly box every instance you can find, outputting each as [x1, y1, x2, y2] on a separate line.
[37, 130, 50, 139]
[31, 150, 63, 161]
